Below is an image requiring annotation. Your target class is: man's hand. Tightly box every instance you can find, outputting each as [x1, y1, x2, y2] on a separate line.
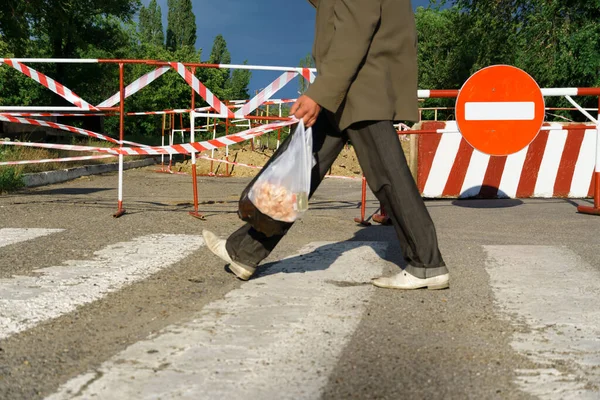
[290, 95, 321, 128]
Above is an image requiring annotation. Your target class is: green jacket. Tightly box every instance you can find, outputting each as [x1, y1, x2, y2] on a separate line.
[305, 0, 419, 130]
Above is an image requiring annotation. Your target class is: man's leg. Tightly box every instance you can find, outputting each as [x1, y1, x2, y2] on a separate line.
[346, 121, 449, 288]
[224, 112, 347, 269]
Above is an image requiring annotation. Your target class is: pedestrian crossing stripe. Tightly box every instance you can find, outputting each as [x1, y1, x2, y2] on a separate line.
[2, 228, 599, 399]
[46, 242, 390, 400]
[0, 228, 64, 249]
[485, 245, 600, 399]
[0, 234, 204, 340]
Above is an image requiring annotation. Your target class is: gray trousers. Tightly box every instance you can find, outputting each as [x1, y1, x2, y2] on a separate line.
[226, 113, 448, 279]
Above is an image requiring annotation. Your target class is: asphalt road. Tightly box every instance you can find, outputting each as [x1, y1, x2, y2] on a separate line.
[0, 166, 598, 400]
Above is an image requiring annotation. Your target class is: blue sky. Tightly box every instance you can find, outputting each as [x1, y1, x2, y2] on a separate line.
[142, 0, 435, 98]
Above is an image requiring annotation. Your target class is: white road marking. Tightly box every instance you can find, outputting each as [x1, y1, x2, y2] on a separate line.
[484, 245, 600, 399]
[465, 101, 536, 121]
[0, 228, 64, 248]
[46, 241, 389, 400]
[0, 234, 203, 340]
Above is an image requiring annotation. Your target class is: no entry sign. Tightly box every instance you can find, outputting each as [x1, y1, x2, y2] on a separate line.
[456, 65, 545, 156]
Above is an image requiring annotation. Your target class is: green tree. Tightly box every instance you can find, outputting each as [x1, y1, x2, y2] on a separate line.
[445, 0, 600, 117]
[166, 0, 196, 51]
[0, 38, 46, 107]
[0, 1, 140, 111]
[227, 63, 252, 100]
[0, 0, 30, 55]
[139, 0, 164, 47]
[199, 35, 251, 101]
[33, 1, 139, 83]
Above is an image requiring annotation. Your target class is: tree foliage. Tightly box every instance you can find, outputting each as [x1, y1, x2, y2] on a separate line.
[0, 1, 252, 140]
[416, 0, 600, 121]
[139, 0, 164, 47]
[166, 0, 196, 51]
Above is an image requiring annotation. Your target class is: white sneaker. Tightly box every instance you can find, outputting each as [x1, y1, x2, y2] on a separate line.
[202, 230, 256, 281]
[372, 270, 449, 290]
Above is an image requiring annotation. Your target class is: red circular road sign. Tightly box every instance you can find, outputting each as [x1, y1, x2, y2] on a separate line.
[456, 65, 545, 156]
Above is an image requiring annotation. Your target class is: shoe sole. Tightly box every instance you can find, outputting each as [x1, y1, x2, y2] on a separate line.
[372, 280, 450, 290]
[228, 262, 255, 281]
[426, 282, 450, 290]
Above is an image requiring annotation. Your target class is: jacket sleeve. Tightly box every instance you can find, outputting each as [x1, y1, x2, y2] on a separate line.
[305, 0, 380, 112]
[307, 0, 318, 7]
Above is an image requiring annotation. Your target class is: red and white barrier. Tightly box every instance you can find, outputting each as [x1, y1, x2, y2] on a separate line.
[2, 58, 597, 215]
[98, 66, 170, 108]
[0, 115, 121, 144]
[0, 155, 115, 166]
[234, 72, 298, 118]
[1, 60, 99, 111]
[417, 121, 596, 198]
[0, 113, 110, 117]
[1, 119, 297, 156]
[169, 62, 235, 118]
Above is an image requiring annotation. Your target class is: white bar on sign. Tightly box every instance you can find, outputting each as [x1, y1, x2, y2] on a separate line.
[465, 101, 535, 121]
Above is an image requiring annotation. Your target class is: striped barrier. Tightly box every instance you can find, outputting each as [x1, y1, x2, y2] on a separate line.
[234, 72, 299, 118]
[0, 154, 115, 166]
[97, 66, 170, 108]
[0, 115, 143, 146]
[1, 60, 99, 111]
[169, 62, 235, 118]
[1, 119, 298, 156]
[417, 121, 596, 198]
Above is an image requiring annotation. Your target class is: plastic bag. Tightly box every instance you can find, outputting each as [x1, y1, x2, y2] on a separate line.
[238, 121, 314, 236]
[249, 120, 313, 222]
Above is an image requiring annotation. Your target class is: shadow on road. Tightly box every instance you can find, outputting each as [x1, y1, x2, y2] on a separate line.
[28, 187, 113, 195]
[248, 225, 406, 279]
[451, 199, 524, 208]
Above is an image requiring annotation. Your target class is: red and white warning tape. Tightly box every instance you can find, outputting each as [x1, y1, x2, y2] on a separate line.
[170, 62, 235, 118]
[234, 72, 298, 118]
[1, 60, 99, 111]
[1, 119, 297, 156]
[0, 113, 111, 117]
[299, 68, 316, 84]
[0, 115, 122, 144]
[0, 141, 113, 153]
[0, 154, 115, 166]
[97, 66, 170, 108]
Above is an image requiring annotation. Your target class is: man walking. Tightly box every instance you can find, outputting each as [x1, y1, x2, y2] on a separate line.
[202, 0, 449, 290]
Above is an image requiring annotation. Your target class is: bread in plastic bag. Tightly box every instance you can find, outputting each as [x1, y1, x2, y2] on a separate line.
[238, 121, 314, 236]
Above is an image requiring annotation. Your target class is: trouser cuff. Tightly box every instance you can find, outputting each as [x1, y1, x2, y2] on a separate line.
[225, 239, 259, 268]
[404, 264, 449, 279]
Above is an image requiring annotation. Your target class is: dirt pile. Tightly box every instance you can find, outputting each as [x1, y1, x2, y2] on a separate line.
[173, 144, 363, 178]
